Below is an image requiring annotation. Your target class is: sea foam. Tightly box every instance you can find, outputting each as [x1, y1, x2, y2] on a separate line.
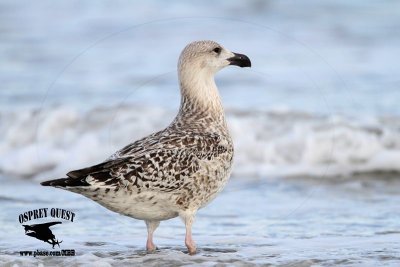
[1, 105, 399, 180]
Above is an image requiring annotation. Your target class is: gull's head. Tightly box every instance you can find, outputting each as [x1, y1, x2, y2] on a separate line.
[178, 40, 251, 77]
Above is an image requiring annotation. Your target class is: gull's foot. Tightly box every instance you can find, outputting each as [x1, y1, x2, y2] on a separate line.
[188, 247, 197, 255]
[186, 242, 197, 255]
[146, 247, 158, 253]
[146, 241, 157, 253]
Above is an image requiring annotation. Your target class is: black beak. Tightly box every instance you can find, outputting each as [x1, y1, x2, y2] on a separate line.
[227, 52, 251, 68]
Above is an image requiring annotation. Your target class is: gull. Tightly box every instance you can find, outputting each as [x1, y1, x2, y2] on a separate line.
[41, 40, 251, 255]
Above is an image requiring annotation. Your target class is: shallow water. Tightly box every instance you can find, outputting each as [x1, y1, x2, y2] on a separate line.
[1, 177, 399, 266]
[1, 0, 400, 181]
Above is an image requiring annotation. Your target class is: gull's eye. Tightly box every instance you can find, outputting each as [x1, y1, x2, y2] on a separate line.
[213, 47, 221, 54]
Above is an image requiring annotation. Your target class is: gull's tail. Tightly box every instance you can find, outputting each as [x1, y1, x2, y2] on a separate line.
[41, 158, 126, 188]
[41, 177, 89, 187]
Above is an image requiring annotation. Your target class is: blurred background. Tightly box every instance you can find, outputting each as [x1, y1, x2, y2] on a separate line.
[1, 0, 400, 180]
[1, 1, 400, 266]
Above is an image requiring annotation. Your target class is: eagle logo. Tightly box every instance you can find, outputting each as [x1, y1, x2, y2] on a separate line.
[23, 221, 63, 248]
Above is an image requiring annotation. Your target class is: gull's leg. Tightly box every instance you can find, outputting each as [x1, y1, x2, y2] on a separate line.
[180, 210, 197, 255]
[145, 220, 160, 253]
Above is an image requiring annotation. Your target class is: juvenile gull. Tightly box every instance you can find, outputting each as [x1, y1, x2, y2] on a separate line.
[41, 40, 251, 255]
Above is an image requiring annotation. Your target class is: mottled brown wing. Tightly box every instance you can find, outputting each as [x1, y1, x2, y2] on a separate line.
[67, 132, 229, 193]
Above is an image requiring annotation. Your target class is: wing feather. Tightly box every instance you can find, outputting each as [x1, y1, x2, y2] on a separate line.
[46, 130, 230, 193]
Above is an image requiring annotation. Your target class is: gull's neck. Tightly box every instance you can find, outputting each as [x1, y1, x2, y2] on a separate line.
[174, 67, 227, 129]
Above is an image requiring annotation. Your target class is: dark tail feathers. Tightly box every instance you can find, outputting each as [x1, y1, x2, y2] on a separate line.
[41, 177, 90, 187]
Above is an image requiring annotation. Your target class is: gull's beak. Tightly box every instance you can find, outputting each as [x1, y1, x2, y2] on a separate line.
[227, 53, 251, 68]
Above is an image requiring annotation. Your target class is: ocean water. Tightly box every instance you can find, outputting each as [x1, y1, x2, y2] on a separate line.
[1, 177, 400, 266]
[1, 0, 400, 266]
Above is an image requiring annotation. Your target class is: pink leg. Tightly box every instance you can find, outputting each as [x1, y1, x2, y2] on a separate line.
[180, 211, 197, 255]
[145, 220, 160, 252]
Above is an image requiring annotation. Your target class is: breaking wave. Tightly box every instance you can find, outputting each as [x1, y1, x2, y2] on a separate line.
[1, 105, 400, 180]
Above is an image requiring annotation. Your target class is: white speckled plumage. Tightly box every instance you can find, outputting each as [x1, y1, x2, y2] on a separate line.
[41, 40, 251, 255]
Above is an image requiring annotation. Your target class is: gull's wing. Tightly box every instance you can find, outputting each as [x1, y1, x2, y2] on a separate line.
[42, 130, 231, 193]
